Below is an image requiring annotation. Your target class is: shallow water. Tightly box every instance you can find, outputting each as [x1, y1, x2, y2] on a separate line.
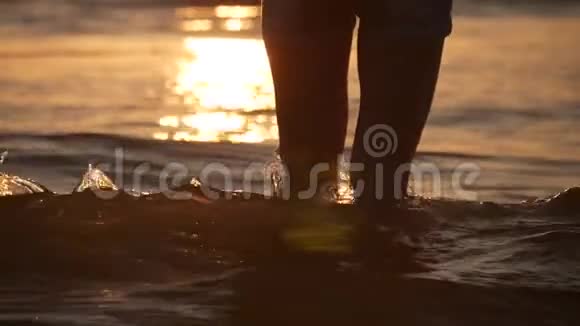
[1, 0, 580, 325]
[1, 1, 580, 201]
[1, 169, 580, 325]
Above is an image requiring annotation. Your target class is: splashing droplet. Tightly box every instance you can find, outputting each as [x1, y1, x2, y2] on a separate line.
[265, 152, 286, 199]
[0, 173, 49, 196]
[74, 164, 119, 193]
[334, 169, 355, 204]
[189, 177, 203, 188]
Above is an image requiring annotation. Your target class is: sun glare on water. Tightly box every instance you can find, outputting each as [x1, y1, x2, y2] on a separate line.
[156, 6, 278, 144]
[176, 37, 274, 111]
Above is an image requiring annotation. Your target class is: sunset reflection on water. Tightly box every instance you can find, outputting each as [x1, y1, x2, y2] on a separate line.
[156, 5, 278, 144]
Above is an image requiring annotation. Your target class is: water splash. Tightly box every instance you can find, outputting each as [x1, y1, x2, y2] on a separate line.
[0, 173, 48, 196]
[0, 148, 48, 197]
[74, 164, 119, 193]
[265, 152, 286, 199]
[334, 170, 355, 204]
[264, 152, 355, 203]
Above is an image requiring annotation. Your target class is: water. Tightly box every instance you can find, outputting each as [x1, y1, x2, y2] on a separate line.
[1, 0, 580, 325]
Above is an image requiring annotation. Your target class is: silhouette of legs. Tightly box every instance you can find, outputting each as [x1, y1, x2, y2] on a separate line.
[351, 37, 445, 209]
[351, 0, 451, 208]
[262, 0, 355, 196]
[263, 0, 452, 205]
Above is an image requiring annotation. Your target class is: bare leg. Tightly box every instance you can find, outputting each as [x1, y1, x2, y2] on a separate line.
[262, 0, 355, 197]
[352, 0, 451, 209]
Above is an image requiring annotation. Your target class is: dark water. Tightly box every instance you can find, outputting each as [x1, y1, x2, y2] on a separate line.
[1, 168, 580, 325]
[1, 0, 580, 325]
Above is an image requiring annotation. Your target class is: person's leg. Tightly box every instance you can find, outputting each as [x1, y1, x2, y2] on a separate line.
[262, 0, 355, 198]
[352, 0, 452, 209]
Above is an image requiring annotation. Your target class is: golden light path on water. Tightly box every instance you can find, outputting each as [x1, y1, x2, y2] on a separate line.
[176, 37, 274, 111]
[155, 6, 278, 144]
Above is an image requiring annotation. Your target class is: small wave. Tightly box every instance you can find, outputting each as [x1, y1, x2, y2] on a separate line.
[0, 167, 579, 290]
[534, 188, 580, 215]
[516, 229, 580, 244]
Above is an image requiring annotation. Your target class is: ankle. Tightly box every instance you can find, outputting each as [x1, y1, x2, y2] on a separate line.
[281, 156, 340, 201]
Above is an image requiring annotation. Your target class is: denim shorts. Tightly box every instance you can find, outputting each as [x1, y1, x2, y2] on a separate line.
[262, 0, 453, 39]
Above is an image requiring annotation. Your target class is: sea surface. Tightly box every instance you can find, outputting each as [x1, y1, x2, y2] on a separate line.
[1, 0, 580, 325]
